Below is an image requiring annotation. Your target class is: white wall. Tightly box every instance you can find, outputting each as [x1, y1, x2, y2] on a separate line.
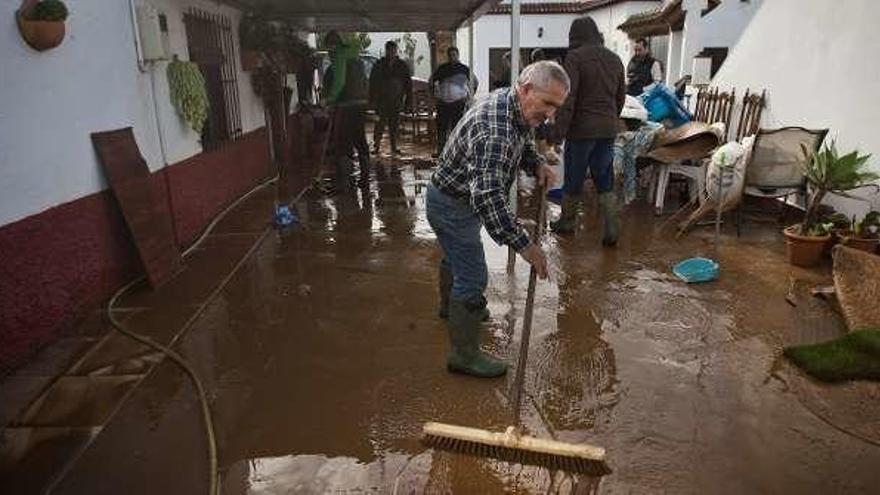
[458, 2, 659, 95]
[713, 0, 880, 215]
[365, 32, 432, 80]
[0, 0, 263, 227]
[700, 0, 763, 52]
[457, 13, 571, 94]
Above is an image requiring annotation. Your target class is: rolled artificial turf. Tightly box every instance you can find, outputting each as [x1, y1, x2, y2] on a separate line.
[784, 329, 880, 382]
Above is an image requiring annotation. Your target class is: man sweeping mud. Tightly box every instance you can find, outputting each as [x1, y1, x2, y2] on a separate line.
[427, 61, 570, 378]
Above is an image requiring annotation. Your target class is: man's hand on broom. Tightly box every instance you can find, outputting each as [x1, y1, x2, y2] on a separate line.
[535, 163, 556, 190]
[521, 243, 548, 279]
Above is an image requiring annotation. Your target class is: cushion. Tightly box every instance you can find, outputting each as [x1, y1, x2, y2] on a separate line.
[745, 127, 828, 188]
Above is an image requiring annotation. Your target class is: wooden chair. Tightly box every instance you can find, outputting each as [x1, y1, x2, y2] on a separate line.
[735, 126, 829, 236]
[651, 87, 735, 214]
[694, 87, 737, 140]
[402, 86, 435, 145]
[734, 89, 765, 142]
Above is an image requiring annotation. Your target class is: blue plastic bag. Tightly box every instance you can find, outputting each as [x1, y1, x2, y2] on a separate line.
[641, 85, 691, 127]
[274, 205, 298, 228]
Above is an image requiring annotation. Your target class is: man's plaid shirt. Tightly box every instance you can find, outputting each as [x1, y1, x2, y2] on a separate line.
[431, 87, 544, 252]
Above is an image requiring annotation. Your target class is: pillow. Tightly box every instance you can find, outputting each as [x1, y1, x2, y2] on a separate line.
[745, 127, 828, 188]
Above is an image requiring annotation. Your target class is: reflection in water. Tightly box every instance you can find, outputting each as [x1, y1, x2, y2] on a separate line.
[374, 163, 417, 239]
[531, 252, 620, 435]
[225, 452, 432, 494]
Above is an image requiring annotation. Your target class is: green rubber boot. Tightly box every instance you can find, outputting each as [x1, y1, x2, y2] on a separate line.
[550, 195, 579, 235]
[437, 264, 453, 319]
[438, 264, 489, 321]
[598, 191, 620, 247]
[446, 300, 507, 377]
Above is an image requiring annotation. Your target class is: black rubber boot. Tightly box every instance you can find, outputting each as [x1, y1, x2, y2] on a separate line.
[550, 195, 578, 235]
[599, 191, 620, 247]
[446, 300, 507, 378]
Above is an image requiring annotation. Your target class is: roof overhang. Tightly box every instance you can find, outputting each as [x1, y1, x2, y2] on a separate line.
[221, 0, 502, 32]
[488, 0, 660, 16]
[618, 0, 719, 38]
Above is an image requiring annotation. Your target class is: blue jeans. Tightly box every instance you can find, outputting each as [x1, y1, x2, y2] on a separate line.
[426, 184, 488, 305]
[563, 138, 615, 195]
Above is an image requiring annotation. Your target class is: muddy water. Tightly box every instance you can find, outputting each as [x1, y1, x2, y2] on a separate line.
[51, 157, 880, 494]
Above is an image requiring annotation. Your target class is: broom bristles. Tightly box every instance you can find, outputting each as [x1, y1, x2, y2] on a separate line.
[422, 422, 611, 477]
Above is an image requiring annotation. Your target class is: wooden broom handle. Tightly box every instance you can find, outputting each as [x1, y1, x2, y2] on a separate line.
[511, 185, 548, 426]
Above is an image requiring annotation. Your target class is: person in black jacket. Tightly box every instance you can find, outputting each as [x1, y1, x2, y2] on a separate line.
[369, 41, 412, 155]
[626, 38, 663, 96]
[429, 46, 477, 156]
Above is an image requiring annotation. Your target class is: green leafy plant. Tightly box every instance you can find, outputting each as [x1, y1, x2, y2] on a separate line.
[824, 212, 852, 232]
[351, 32, 371, 51]
[806, 222, 834, 237]
[316, 31, 370, 52]
[167, 60, 209, 134]
[25, 0, 68, 21]
[240, 12, 314, 71]
[853, 211, 880, 239]
[798, 140, 878, 236]
[392, 32, 423, 67]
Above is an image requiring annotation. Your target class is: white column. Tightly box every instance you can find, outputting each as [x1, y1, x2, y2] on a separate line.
[510, 0, 521, 79]
[679, 0, 708, 78]
[508, 0, 521, 273]
[468, 18, 475, 99]
[666, 28, 684, 85]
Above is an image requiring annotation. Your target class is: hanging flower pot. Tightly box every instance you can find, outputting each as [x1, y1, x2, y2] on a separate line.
[16, 0, 69, 52]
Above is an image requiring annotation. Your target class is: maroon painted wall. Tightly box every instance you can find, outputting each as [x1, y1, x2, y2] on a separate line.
[0, 127, 271, 375]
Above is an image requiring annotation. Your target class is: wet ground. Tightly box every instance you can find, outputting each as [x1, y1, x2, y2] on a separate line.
[2, 141, 880, 494]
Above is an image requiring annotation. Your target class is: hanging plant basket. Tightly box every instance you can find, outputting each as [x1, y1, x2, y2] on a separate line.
[17, 14, 65, 51]
[167, 59, 209, 134]
[16, 0, 69, 52]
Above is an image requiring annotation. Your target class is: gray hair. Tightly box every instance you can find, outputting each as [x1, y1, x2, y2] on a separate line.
[516, 60, 570, 93]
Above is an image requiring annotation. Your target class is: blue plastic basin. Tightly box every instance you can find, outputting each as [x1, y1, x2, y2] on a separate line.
[673, 257, 719, 283]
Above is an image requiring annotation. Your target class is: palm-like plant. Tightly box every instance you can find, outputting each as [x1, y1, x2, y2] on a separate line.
[799, 141, 878, 235]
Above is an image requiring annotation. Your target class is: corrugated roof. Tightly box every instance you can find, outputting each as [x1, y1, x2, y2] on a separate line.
[489, 0, 660, 16]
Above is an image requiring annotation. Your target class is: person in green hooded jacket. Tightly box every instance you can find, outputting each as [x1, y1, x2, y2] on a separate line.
[323, 31, 371, 189]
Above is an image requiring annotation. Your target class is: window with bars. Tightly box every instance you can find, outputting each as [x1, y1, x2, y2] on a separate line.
[183, 8, 242, 150]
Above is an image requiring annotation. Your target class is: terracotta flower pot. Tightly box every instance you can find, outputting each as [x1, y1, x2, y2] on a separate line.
[784, 225, 831, 267]
[17, 12, 66, 52]
[841, 236, 880, 255]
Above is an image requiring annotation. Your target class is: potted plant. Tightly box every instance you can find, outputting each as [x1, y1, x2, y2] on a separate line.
[784, 141, 877, 267]
[17, 0, 69, 52]
[842, 211, 880, 254]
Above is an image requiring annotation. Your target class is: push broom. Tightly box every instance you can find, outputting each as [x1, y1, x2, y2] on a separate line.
[422, 186, 611, 477]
